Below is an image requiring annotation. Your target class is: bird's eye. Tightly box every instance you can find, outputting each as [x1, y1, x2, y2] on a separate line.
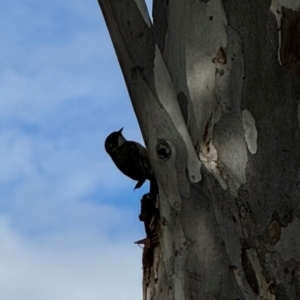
[108, 143, 113, 148]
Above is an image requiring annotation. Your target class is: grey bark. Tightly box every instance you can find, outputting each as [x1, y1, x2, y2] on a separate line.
[97, 0, 300, 299]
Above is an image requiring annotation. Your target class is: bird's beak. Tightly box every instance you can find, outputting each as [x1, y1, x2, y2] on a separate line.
[118, 127, 124, 134]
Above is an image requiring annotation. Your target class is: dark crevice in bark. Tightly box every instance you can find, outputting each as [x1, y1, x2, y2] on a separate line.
[137, 182, 160, 299]
[280, 7, 300, 68]
[241, 248, 259, 294]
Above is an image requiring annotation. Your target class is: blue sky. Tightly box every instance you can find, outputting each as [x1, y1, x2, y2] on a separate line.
[0, 0, 153, 298]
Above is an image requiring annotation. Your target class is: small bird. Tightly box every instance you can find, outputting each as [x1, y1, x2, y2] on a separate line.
[105, 128, 153, 190]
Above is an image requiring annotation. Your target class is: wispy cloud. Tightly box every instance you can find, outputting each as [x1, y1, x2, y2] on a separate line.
[0, 215, 143, 300]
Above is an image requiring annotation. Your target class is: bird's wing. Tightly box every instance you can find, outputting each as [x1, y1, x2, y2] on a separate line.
[111, 142, 147, 181]
[133, 142, 153, 179]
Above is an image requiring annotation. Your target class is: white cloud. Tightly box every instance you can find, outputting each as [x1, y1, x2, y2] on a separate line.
[0, 215, 143, 300]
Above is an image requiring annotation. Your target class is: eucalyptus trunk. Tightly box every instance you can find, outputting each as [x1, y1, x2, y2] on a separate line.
[97, 0, 300, 299]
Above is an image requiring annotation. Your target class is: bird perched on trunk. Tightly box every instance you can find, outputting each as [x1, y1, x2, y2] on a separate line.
[105, 128, 153, 190]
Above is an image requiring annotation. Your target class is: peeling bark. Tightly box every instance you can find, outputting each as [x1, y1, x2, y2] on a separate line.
[97, 0, 300, 299]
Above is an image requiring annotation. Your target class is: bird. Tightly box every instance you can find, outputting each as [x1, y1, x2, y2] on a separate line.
[105, 128, 154, 190]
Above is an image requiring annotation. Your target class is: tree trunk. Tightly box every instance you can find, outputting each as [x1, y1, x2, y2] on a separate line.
[97, 0, 300, 299]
